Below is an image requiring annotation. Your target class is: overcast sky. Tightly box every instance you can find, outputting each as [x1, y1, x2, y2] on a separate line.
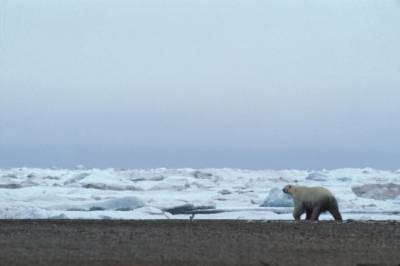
[1, 0, 400, 169]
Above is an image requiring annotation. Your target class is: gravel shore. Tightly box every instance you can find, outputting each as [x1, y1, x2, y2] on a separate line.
[0, 220, 399, 266]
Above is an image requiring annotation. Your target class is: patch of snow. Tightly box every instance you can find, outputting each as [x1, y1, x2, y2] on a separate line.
[85, 196, 145, 211]
[0, 207, 50, 219]
[51, 196, 145, 211]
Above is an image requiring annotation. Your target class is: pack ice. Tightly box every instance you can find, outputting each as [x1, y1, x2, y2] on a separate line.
[0, 167, 400, 220]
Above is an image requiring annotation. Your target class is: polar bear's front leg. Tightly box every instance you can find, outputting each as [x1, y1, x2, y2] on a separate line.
[293, 204, 304, 221]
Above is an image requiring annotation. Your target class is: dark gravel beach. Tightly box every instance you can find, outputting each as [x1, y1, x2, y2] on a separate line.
[0, 220, 399, 266]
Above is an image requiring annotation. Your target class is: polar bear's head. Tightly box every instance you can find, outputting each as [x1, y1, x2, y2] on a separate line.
[282, 184, 295, 195]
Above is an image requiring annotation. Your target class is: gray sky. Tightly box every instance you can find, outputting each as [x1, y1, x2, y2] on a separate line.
[1, 0, 400, 169]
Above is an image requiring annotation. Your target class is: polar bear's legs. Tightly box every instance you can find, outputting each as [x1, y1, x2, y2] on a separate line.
[305, 209, 312, 220]
[310, 206, 322, 221]
[329, 203, 342, 221]
[293, 205, 304, 221]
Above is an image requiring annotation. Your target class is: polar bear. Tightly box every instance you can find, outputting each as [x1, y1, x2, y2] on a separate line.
[282, 185, 342, 221]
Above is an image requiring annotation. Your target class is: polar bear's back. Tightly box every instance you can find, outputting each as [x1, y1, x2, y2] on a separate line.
[292, 186, 336, 207]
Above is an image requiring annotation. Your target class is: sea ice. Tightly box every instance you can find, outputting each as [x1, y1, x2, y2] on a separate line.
[0, 167, 399, 220]
[260, 187, 293, 207]
[352, 183, 400, 200]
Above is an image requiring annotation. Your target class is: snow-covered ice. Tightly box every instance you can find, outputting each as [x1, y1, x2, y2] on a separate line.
[260, 188, 293, 207]
[1, 167, 400, 220]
